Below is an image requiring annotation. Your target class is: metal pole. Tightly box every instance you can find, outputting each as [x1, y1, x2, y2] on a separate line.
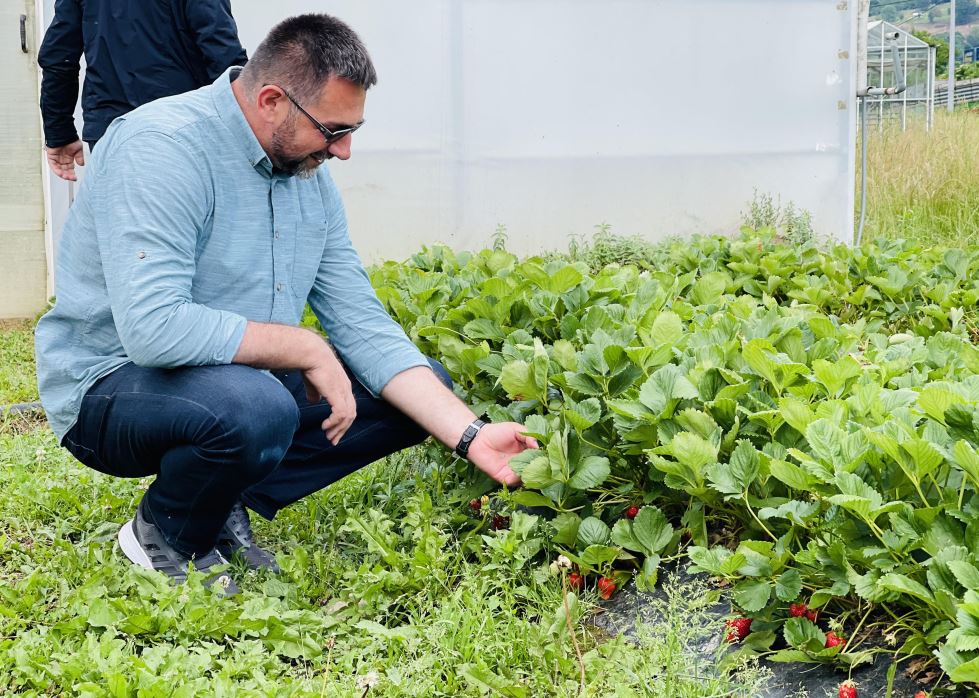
[857, 0, 869, 96]
[948, 0, 956, 112]
[857, 97, 869, 246]
[902, 32, 908, 131]
[879, 32, 885, 130]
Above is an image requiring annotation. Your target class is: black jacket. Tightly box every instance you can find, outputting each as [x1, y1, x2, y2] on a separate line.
[38, 0, 247, 147]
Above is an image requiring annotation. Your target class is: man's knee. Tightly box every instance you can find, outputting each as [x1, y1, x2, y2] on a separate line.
[202, 367, 299, 481]
[427, 357, 453, 390]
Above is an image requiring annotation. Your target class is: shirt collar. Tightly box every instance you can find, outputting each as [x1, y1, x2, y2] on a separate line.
[212, 67, 273, 177]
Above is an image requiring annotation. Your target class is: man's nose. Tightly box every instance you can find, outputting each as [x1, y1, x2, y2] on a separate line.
[326, 133, 352, 160]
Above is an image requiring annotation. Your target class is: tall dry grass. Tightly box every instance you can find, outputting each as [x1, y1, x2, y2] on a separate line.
[861, 109, 979, 247]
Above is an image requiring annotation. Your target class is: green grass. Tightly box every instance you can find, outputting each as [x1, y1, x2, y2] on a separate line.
[1, 324, 768, 696]
[0, 319, 38, 405]
[861, 110, 979, 247]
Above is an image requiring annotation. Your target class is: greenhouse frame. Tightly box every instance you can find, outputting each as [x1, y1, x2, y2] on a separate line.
[864, 20, 936, 131]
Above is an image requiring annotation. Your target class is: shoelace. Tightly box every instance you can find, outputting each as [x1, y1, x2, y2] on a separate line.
[225, 502, 254, 546]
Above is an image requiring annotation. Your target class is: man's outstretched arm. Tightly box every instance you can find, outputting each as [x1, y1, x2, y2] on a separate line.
[381, 366, 537, 487]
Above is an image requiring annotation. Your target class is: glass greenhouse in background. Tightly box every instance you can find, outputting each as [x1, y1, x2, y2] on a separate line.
[864, 20, 936, 131]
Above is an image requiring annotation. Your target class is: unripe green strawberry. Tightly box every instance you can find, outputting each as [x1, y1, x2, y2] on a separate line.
[888, 332, 914, 345]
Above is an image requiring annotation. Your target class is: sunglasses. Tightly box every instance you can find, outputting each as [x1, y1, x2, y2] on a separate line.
[281, 89, 364, 144]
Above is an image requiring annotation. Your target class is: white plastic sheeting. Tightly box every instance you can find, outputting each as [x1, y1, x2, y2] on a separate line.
[235, 0, 857, 258]
[40, 1, 858, 264]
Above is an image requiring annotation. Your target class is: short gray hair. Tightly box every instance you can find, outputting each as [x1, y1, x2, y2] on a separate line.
[240, 14, 377, 103]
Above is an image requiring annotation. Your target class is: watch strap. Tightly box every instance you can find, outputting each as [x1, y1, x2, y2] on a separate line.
[454, 419, 487, 459]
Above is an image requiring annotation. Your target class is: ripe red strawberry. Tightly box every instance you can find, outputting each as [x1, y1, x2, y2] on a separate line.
[624, 505, 640, 520]
[597, 576, 616, 600]
[805, 608, 819, 623]
[567, 572, 584, 591]
[789, 602, 808, 618]
[825, 631, 846, 648]
[491, 514, 510, 530]
[838, 680, 857, 698]
[913, 692, 927, 698]
[725, 617, 752, 642]
[468, 498, 481, 511]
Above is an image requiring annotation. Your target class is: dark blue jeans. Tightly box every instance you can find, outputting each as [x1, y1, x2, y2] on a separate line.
[62, 358, 450, 556]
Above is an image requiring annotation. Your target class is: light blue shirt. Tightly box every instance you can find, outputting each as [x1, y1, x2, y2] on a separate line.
[35, 68, 428, 440]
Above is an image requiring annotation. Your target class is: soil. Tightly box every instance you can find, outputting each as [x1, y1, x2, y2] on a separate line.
[587, 562, 969, 698]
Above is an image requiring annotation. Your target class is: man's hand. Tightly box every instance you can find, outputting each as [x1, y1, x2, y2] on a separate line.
[379, 366, 540, 487]
[301, 348, 357, 445]
[466, 423, 538, 487]
[233, 322, 357, 445]
[46, 140, 85, 181]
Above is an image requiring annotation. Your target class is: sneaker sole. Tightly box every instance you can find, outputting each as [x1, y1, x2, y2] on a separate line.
[117, 518, 155, 570]
[117, 516, 238, 595]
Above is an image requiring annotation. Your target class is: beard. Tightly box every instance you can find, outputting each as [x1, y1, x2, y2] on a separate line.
[268, 117, 329, 179]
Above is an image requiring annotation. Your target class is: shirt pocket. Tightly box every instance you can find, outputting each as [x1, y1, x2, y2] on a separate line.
[289, 221, 327, 301]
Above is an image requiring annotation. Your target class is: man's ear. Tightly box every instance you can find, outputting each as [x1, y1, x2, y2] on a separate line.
[255, 85, 288, 126]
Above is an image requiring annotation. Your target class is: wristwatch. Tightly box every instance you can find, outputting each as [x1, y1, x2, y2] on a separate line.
[454, 419, 487, 460]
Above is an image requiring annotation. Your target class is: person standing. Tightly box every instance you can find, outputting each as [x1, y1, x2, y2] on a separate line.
[38, 0, 247, 181]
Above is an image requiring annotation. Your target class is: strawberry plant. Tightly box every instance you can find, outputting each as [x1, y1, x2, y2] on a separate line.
[371, 230, 979, 685]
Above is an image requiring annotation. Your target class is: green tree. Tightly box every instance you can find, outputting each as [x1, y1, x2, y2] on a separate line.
[955, 62, 979, 80]
[913, 29, 949, 76]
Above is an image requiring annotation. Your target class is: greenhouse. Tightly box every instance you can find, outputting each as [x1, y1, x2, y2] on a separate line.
[864, 20, 936, 130]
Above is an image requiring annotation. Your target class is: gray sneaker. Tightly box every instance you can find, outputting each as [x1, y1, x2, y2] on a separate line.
[216, 501, 280, 573]
[117, 499, 239, 595]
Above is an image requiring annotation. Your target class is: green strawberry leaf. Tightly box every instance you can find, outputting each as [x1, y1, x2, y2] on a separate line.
[576, 517, 611, 548]
[775, 569, 803, 602]
[732, 579, 771, 613]
[567, 455, 610, 490]
[784, 617, 826, 652]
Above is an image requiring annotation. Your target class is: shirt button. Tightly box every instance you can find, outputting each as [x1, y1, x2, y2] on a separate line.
[137, 251, 146, 259]
[276, 283, 284, 292]
[274, 230, 280, 239]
